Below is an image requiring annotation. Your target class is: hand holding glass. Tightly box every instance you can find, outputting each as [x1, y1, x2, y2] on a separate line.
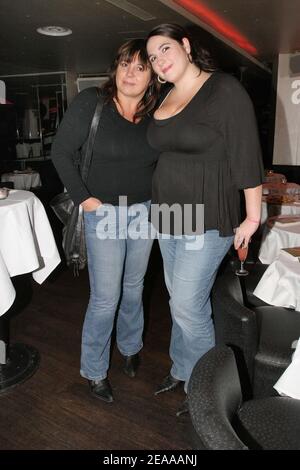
[235, 245, 249, 276]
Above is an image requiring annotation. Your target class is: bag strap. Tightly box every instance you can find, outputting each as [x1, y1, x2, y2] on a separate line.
[81, 89, 104, 183]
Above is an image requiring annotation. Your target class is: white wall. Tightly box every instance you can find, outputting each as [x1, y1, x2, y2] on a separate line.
[273, 53, 300, 165]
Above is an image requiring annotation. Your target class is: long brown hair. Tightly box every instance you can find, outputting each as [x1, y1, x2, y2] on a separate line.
[101, 39, 160, 121]
[147, 23, 217, 73]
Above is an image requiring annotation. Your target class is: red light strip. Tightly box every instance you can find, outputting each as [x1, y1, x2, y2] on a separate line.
[174, 0, 257, 55]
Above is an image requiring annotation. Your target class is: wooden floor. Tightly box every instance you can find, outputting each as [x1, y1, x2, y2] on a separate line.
[0, 243, 192, 450]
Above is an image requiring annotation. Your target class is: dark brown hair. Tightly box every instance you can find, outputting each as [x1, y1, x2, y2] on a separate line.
[101, 39, 160, 120]
[147, 23, 217, 73]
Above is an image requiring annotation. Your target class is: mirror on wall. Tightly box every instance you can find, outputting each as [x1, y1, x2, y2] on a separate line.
[0, 72, 66, 166]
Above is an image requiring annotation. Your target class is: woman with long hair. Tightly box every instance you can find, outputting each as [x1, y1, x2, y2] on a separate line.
[146, 24, 264, 414]
[52, 39, 160, 403]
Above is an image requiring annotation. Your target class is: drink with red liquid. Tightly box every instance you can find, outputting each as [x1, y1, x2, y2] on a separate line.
[237, 246, 248, 262]
[236, 244, 249, 276]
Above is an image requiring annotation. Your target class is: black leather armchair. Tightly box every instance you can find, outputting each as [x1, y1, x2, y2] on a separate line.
[211, 269, 300, 397]
[188, 346, 300, 450]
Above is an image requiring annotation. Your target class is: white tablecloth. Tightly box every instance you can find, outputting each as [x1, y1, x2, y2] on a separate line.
[1, 171, 41, 190]
[254, 250, 300, 310]
[259, 216, 300, 264]
[261, 200, 300, 225]
[16, 142, 42, 159]
[0, 190, 61, 316]
[274, 338, 300, 399]
[0, 251, 16, 316]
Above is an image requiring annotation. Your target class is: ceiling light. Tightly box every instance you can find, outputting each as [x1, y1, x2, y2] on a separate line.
[173, 0, 257, 55]
[104, 0, 155, 21]
[37, 26, 72, 37]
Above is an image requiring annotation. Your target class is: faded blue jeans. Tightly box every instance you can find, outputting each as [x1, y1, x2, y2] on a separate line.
[80, 201, 153, 381]
[159, 230, 233, 391]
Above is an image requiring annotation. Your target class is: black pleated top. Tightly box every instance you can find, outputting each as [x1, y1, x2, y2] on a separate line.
[51, 87, 158, 206]
[147, 72, 264, 236]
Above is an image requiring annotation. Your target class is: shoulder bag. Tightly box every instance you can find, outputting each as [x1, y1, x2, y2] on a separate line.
[50, 91, 104, 275]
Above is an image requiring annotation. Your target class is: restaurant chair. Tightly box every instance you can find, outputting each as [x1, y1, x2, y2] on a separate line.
[211, 269, 300, 398]
[188, 345, 300, 450]
[223, 255, 269, 308]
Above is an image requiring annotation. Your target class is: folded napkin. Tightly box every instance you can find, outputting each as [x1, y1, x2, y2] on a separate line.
[274, 338, 300, 399]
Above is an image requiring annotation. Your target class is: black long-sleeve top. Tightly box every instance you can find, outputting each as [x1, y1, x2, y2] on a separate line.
[147, 72, 265, 236]
[51, 87, 158, 206]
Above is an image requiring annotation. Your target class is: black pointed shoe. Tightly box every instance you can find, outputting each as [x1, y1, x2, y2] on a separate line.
[123, 353, 140, 378]
[89, 378, 114, 403]
[176, 398, 189, 417]
[155, 373, 183, 395]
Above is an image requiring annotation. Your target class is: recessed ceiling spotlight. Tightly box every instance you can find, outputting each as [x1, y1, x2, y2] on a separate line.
[37, 26, 72, 37]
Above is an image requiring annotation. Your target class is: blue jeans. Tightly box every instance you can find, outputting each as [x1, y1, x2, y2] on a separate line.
[159, 230, 233, 391]
[80, 201, 153, 381]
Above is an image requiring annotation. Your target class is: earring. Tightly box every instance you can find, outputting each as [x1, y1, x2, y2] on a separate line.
[157, 75, 166, 84]
[187, 53, 193, 63]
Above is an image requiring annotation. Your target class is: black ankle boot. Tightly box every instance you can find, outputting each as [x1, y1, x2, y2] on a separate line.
[176, 398, 189, 417]
[155, 373, 183, 395]
[89, 378, 114, 403]
[123, 353, 140, 378]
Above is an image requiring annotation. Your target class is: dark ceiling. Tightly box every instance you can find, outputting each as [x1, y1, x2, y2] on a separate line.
[0, 0, 192, 75]
[164, 0, 300, 62]
[0, 0, 300, 79]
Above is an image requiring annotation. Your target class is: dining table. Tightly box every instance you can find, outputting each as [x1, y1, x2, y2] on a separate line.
[254, 248, 300, 311]
[0, 189, 61, 391]
[258, 215, 300, 264]
[261, 195, 300, 224]
[1, 170, 41, 190]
